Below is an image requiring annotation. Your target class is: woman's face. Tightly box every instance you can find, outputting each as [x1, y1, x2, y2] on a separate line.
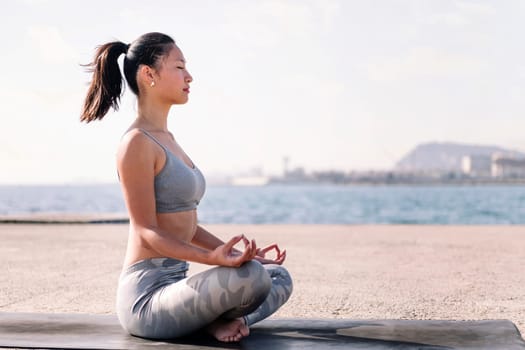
[153, 45, 193, 105]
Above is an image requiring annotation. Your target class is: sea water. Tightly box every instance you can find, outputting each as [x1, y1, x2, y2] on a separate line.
[1, 184, 524, 224]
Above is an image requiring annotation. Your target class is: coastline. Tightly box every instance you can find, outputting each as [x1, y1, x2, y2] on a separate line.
[0, 213, 129, 224]
[1, 223, 524, 336]
[0, 213, 129, 225]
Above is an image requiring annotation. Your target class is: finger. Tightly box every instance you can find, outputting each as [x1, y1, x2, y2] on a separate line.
[236, 241, 254, 263]
[244, 236, 257, 256]
[245, 239, 258, 261]
[260, 244, 277, 254]
[225, 235, 244, 251]
[266, 244, 281, 258]
[277, 250, 286, 264]
[259, 246, 270, 254]
[250, 239, 258, 258]
[244, 238, 255, 256]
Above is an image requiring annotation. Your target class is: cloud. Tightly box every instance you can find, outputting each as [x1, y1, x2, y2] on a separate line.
[223, 0, 339, 47]
[425, 0, 494, 27]
[306, 0, 341, 31]
[26, 25, 78, 64]
[21, 0, 51, 4]
[366, 46, 486, 82]
[118, 7, 153, 28]
[517, 65, 525, 79]
[455, 1, 494, 16]
[427, 12, 470, 26]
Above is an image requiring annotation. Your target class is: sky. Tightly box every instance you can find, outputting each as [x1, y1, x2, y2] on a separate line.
[1, 0, 524, 184]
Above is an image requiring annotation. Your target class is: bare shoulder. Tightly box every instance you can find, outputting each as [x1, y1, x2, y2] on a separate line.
[117, 129, 158, 171]
[118, 129, 154, 157]
[119, 129, 146, 152]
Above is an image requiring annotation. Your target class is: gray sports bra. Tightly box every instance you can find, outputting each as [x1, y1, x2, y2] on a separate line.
[140, 129, 206, 213]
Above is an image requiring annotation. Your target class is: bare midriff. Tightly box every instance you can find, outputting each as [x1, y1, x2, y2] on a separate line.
[123, 210, 198, 267]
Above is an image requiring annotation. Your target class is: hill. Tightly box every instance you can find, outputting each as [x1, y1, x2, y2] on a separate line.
[395, 142, 525, 172]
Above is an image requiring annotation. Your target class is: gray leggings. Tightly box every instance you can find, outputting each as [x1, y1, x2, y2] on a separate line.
[116, 258, 293, 339]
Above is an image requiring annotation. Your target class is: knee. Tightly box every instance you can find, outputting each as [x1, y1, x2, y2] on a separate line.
[266, 264, 293, 299]
[236, 260, 272, 296]
[216, 261, 271, 313]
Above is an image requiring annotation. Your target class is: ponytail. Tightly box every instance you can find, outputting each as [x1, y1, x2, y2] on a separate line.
[80, 41, 128, 123]
[80, 33, 175, 123]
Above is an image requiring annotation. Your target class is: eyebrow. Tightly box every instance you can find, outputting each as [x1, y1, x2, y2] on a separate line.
[175, 58, 186, 64]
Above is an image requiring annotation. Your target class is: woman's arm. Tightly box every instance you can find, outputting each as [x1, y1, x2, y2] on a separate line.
[191, 225, 226, 250]
[192, 225, 287, 265]
[139, 225, 255, 266]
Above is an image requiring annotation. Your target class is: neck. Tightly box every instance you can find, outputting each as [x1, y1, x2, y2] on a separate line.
[136, 98, 171, 131]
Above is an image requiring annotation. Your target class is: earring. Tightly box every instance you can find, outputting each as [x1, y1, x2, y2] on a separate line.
[150, 81, 155, 87]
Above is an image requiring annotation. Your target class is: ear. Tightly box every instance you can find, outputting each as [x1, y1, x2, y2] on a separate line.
[137, 65, 157, 85]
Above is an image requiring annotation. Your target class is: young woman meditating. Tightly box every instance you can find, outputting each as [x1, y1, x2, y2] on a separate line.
[80, 32, 293, 342]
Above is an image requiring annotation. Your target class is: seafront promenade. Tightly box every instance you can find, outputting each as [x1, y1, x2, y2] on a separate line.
[1, 223, 524, 335]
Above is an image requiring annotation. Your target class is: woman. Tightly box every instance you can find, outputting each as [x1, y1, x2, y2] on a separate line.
[80, 32, 293, 342]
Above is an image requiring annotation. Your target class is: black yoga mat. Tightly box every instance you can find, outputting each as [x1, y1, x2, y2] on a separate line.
[0, 312, 524, 349]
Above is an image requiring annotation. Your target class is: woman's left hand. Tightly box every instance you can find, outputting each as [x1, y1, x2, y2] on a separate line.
[254, 243, 286, 265]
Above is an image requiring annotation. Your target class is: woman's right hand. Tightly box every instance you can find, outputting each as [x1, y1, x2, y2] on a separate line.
[209, 234, 257, 267]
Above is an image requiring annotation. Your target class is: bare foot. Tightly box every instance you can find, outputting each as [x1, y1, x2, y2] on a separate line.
[206, 317, 249, 342]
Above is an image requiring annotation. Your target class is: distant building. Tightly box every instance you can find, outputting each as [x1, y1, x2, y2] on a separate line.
[231, 167, 269, 186]
[491, 155, 525, 178]
[461, 155, 492, 177]
[231, 176, 269, 186]
[283, 167, 308, 182]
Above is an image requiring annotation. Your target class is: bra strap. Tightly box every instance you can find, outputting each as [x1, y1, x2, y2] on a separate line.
[139, 129, 167, 151]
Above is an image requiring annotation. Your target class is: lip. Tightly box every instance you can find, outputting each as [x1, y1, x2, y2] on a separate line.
[183, 88, 190, 93]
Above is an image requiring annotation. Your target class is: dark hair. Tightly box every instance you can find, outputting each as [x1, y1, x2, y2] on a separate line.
[80, 32, 175, 123]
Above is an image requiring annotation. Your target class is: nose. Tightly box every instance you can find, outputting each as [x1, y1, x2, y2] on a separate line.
[185, 71, 193, 84]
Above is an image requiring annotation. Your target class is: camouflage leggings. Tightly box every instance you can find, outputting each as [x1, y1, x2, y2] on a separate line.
[116, 258, 293, 339]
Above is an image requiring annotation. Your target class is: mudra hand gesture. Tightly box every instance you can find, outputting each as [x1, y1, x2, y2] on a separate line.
[227, 236, 286, 265]
[255, 243, 287, 265]
[210, 234, 258, 267]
